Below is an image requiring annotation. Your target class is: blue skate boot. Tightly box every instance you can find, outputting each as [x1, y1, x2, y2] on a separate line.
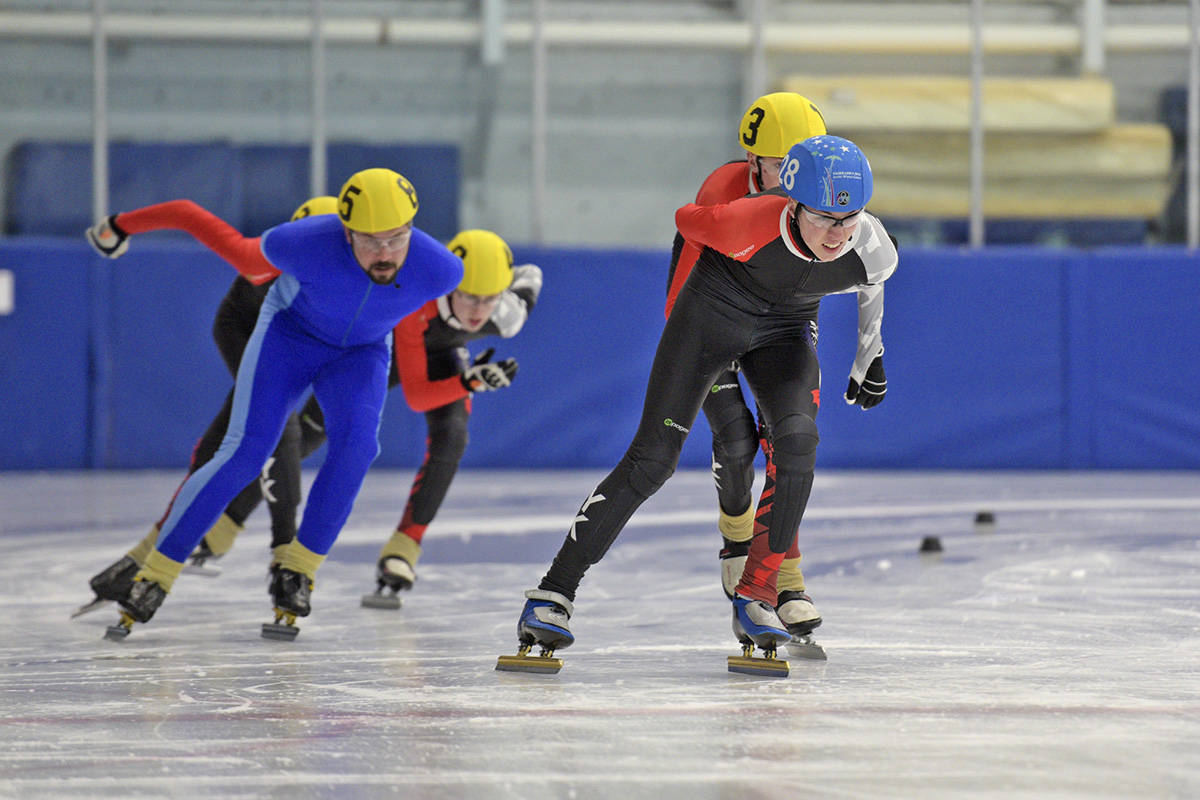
[727, 593, 792, 677]
[496, 589, 574, 674]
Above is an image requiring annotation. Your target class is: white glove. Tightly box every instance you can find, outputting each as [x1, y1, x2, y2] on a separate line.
[86, 215, 129, 258]
[460, 349, 518, 392]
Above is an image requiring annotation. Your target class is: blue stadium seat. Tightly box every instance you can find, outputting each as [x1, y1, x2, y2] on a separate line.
[5, 140, 460, 241]
[237, 144, 311, 234]
[5, 140, 240, 236]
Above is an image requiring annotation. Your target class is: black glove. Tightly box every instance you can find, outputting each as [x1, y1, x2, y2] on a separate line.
[85, 214, 130, 258]
[846, 355, 886, 409]
[460, 348, 518, 392]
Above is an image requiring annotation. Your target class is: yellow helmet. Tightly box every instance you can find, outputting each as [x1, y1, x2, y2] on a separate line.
[289, 195, 339, 221]
[448, 229, 514, 296]
[737, 92, 828, 157]
[336, 168, 419, 233]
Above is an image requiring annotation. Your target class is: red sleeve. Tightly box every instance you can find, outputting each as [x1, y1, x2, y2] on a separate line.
[665, 162, 753, 317]
[114, 200, 281, 285]
[675, 193, 787, 263]
[393, 302, 471, 412]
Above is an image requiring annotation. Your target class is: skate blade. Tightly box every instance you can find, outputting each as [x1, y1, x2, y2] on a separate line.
[261, 622, 300, 641]
[360, 592, 401, 610]
[262, 608, 300, 640]
[71, 597, 112, 619]
[727, 654, 790, 677]
[103, 612, 135, 641]
[495, 654, 563, 674]
[182, 563, 222, 578]
[786, 635, 828, 661]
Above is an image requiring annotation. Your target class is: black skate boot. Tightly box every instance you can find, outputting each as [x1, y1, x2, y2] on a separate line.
[262, 567, 312, 641]
[73, 555, 140, 618]
[104, 578, 167, 641]
[777, 590, 827, 661]
[361, 556, 415, 610]
[496, 589, 574, 674]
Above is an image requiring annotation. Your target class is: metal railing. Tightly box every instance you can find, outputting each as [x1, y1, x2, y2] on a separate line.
[1, 1, 1194, 247]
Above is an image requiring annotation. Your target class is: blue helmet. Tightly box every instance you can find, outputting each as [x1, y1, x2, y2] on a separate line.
[779, 135, 873, 213]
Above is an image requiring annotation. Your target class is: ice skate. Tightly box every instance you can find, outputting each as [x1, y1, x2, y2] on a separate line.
[727, 594, 792, 677]
[496, 589, 574, 674]
[182, 537, 222, 577]
[73, 555, 139, 618]
[104, 578, 167, 641]
[777, 590, 827, 660]
[360, 556, 415, 610]
[262, 567, 312, 641]
[718, 537, 750, 600]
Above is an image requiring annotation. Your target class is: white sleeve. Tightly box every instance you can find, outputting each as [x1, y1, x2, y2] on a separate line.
[488, 264, 543, 338]
[848, 214, 895, 383]
[850, 283, 885, 384]
[856, 214, 898, 285]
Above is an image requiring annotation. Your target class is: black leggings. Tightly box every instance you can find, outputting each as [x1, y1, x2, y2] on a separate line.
[540, 275, 820, 600]
[701, 366, 759, 517]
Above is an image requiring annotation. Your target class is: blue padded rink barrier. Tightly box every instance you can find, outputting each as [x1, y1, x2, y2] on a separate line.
[1, 467, 1198, 798]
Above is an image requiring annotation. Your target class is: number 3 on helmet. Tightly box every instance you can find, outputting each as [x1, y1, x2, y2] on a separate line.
[738, 92, 828, 158]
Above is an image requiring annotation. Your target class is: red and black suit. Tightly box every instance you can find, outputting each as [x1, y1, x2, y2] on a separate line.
[539, 190, 897, 605]
[389, 268, 541, 543]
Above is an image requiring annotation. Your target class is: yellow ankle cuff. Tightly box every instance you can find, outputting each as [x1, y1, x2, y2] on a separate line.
[136, 549, 185, 592]
[380, 530, 422, 567]
[777, 556, 807, 593]
[204, 514, 243, 556]
[277, 539, 326, 580]
[126, 524, 161, 566]
[718, 505, 755, 542]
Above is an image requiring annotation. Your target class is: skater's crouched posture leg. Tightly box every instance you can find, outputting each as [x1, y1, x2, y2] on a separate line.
[525, 422, 685, 650]
[702, 382, 760, 598]
[704, 370, 758, 523]
[523, 283, 738, 651]
[734, 410, 818, 606]
[272, 342, 390, 613]
[121, 421, 288, 623]
[377, 400, 469, 592]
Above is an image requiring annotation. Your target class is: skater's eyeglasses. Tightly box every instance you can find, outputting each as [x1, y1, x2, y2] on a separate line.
[799, 206, 863, 230]
[350, 227, 412, 252]
[452, 290, 502, 308]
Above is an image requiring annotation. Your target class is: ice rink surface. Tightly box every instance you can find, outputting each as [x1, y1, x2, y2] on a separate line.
[1, 468, 1198, 799]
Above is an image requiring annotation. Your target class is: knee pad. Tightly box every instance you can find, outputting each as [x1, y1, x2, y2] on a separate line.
[705, 391, 758, 458]
[712, 416, 759, 463]
[769, 413, 819, 473]
[626, 453, 676, 498]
